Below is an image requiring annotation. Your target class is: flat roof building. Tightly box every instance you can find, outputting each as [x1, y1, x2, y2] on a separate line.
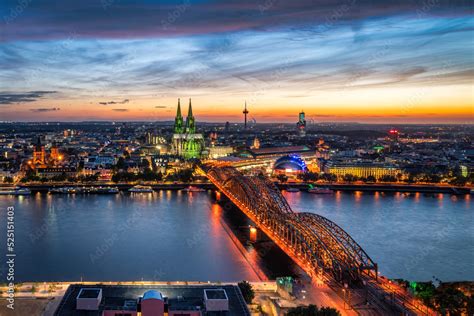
[54, 284, 250, 316]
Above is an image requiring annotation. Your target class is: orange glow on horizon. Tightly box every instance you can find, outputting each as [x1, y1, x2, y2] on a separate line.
[3, 83, 472, 123]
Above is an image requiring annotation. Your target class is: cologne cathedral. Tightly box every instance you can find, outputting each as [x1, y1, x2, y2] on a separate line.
[171, 98, 204, 159]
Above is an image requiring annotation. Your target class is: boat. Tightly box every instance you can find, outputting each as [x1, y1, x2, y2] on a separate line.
[285, 187, 300, 192]
[49, 187, 78, 194]
[308, 187, 334, 194]
[181, 186, 206, 193]
[91, 187, 119, 194]
[129, 185, 154, 193]
[0, 187, 31, 195]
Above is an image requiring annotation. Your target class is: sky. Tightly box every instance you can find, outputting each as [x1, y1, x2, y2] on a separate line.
[0, 0, 473, 123]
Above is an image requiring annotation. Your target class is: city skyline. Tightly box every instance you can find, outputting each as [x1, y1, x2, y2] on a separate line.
[1, 0, 473, 123]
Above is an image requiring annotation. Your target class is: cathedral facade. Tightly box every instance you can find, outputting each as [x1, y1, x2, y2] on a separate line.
[171, 98, 204, 159]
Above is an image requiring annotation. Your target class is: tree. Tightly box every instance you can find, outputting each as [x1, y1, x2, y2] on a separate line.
[277, 174, 289, 183]
[412, 282, 435, 306]
[115, 157, 126, 171]
[286, 305, 341, 316]
[299, 172, 319, 182]
[343, 174, 357, 183]
[379, 175, 396, 183]
[320, 173, 337, 182]
[449, 176, 467, 186]
[433, 286, 468, 315]
[286, 304, 319, 316]
[3, 176, 13, 183]
[238, 280, 255, 304]
[366, 175, 376, 183]
[31, 285, 36, 294]
[319, 307, 341, 316]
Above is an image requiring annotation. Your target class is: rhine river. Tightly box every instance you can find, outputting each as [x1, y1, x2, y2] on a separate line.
[0, 191, 472, 282]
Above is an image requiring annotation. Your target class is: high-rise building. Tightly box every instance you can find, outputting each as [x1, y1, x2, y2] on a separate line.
[251, 136, 261, 149]
[171, 99, 204, 159]
[297, 110, 306, 137]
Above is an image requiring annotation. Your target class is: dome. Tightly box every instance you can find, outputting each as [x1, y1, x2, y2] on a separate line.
[274, 155, 308, 172]
[142, 290, 163, 301]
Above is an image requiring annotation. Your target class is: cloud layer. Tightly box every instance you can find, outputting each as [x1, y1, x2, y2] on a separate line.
[0, 0, 472, 122]
[0, 91, 57, 105]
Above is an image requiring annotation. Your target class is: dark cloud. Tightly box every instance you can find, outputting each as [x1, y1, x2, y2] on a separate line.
[0, 91, 57, 104]
[112, 108, 128, 112]
[99, 99, 129, 105]
[30, 107, 60, 112]
[0, 0, 470, 41]
[155, 105, 168, 108]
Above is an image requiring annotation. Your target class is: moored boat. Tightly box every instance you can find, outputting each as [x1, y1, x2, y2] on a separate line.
[181, 186, 206, 193]
[0, 186, 31, 195]
[49, 187, 78, 194]
[308, 187, 334, 194]
[88, 186, 120, 194]
[285, 187, 300, 192]
[129, 185, 153, 193]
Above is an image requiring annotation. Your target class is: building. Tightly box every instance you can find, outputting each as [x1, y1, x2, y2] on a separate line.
[146, 131, 167, 146]
[36, 167, 77, 178]
[54, 284, 250, 316]
[208, 146, 234, 159]
[251, 137, 260, 149]
[171, 99, 204, 159]
[324, 162, 402, 179]
[296, 110, 306, 137]
[274, 155, 309, 176]
[226, 145, 316, 172]
[32, 137, 46, 166]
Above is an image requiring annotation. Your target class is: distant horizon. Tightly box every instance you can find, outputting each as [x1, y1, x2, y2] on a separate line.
[1, 119, 473, 126]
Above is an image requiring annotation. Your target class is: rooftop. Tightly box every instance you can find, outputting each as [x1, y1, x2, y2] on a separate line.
[55, 284, 250, 316]
[77, 288, 101, 299]
[204, 289, 228, 300]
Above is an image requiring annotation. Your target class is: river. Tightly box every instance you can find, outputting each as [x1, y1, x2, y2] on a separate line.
[0, 190, 472, 282]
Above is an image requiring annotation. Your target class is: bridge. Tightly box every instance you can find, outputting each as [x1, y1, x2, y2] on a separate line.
[199, 163, 435, 315]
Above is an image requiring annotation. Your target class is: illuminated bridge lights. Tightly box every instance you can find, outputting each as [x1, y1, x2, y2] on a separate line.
[200, 164, 433, 316]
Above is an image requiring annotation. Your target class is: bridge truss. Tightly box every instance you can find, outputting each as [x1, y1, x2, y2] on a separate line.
[200, 163, 436, 315]
[204, 165, 378, 284]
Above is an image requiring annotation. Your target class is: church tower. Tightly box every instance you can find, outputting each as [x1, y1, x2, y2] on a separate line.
[33, 136, 45, 166]
[174, 98, 184, 134]
[185, 98, 196, 134]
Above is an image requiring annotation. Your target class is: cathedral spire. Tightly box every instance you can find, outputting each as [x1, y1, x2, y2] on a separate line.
[188, 98, 193, 118]
[185, 98, 196, 134]
[174, 98, 184, 134]
[176, 98, 182, 118]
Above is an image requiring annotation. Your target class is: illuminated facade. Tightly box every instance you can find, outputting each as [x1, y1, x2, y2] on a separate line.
[324, 162, 402, 179]
[297, 110, 306, 137]
[171, 98, 204, 159]
[274, 155, 308, 175]
[33, 137, 46, 166]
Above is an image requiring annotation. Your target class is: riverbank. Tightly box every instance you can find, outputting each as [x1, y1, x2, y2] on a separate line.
[6, 182, 472, 194]
[281, 183, 472, 195]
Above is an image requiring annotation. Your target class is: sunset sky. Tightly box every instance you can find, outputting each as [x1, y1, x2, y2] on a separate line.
[0, 0, 473, 123]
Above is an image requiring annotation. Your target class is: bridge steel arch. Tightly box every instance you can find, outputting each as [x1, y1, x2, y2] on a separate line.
[205, 165, 377, 284]
[201, 164, 437, 315]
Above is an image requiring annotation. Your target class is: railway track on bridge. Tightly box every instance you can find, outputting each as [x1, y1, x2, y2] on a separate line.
[198, 163, 436, 316]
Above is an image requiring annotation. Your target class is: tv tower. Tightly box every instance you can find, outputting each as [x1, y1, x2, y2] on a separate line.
[243, 101, 249, 129]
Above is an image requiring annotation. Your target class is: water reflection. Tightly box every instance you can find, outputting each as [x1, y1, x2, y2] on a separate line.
[0, 191, 471, 282]
[287, 191, 473, 281]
